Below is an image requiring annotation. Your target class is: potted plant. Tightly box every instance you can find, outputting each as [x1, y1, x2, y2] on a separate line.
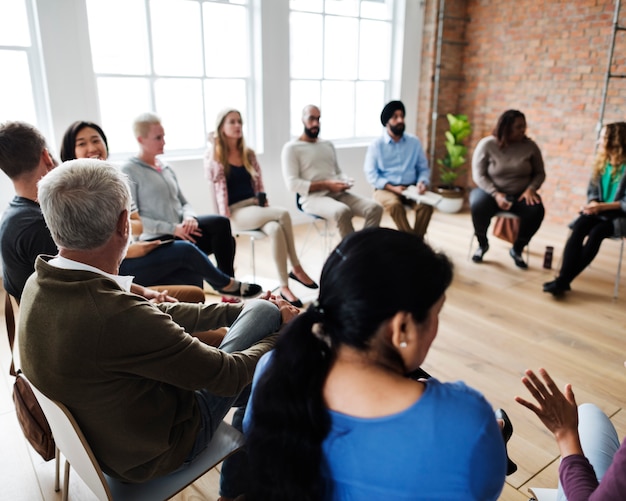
[436, 113, 471, 213]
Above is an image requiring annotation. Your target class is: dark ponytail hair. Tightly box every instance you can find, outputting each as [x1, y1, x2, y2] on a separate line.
[492, 109, 526, 147]
[246, 228, 453, 500]
[59, 121, 109, 162]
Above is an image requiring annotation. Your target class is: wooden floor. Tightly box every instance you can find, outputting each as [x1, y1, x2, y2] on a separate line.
[1, 209, 625, 500]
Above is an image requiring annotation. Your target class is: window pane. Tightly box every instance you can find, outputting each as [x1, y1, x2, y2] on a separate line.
[155, 78, 205, 150]
[361, 0, 392, 20]
[355, 80, 384, 137]
[204, 79, 248, 138]
[321, 80, 354, 139]
[324, 16, 358, 79]
[97, 77, 151, 153]
[0, 51, 36, 123]
[87, 0, 150, 74]
[290, 0, 322, 13]
[0, 0, 30, 46]
[359, 19, 390, 80]
[325, 0, 358, 17]
[290, 12, 323, 79]
[203, 3, 249, 77]
[151, 0, 202, 76]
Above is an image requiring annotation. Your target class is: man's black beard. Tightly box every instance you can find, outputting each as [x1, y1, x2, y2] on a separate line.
[304, 126, 320, 139]
[389, 123, 405, 137]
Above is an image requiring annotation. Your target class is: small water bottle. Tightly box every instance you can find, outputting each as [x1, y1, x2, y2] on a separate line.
[543, 246, 554, 269]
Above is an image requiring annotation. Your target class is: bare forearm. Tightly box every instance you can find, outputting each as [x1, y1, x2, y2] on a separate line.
[556, 429, 584, 459]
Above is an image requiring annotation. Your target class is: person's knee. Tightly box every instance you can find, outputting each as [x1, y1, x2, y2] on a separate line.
[205, 215, 232, 235]
[334, 205, 352, 224]
[386, 199, 405, 214]
[578, 402, 604, 422]
[263, 221, 280, 237]
[277, 209, 292, 225]
[243, 299, 281, 327]
[368, 202, 383, 219]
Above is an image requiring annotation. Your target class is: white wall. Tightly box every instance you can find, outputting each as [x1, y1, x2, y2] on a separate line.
[1, 0, 425, 224]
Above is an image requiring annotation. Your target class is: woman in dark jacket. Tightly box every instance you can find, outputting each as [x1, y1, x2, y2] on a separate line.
[544, 121, 626, 296]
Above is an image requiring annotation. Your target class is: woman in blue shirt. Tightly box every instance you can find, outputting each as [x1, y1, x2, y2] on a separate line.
[244, 227, 507, 500]
[544, 122, 626, 296]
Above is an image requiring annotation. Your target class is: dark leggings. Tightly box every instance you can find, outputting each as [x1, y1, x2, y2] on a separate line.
[556, 215, 615, 286]
[470, 188, 545, 253]
[192, 215, 236, 277]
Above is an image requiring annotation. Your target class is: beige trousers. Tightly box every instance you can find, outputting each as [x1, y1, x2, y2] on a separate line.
[374, 189, 433, 238]
[300, 191, 383, 239]
[229, 198, 300, 286]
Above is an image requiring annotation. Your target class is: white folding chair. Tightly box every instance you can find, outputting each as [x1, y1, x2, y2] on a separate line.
[296, 194, 335, 257]
[467, 211, 530, 263]
[234, 229, 267, 282]
[27, 376, 245, 501]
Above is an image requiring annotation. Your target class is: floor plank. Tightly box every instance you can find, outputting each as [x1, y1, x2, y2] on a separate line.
[1, 209, 625, 501]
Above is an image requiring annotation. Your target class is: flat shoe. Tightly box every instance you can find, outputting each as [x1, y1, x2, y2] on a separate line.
[509, 248, 528, 269]
[218, 282, 262, 298]
[542, 280, 570, 296]
[472, 243, 489, 263]
[280, 292, 303, 308]
[289, 271, 319, 289]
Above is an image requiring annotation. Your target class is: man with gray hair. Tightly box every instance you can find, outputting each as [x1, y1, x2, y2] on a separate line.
[19, 159, 298, 499]
[281, 104, 382, 239]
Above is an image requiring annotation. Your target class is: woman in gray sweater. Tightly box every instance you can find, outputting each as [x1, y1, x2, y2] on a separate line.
[470, 110, 546, 268]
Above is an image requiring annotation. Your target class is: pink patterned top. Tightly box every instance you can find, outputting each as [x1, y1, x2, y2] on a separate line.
[204, 147, 264, 218]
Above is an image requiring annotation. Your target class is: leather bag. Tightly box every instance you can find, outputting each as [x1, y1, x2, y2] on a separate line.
[493, 216, 519, 244]
[5, 294, 56, 461]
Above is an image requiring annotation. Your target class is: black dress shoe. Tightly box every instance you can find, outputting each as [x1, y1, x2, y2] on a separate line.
[218, 282, 262, 298]
[495, 408, 518, 476]
[288, 271, 319, 289]
[509, 248, 528, 269]
[542, 280, 570, 296]
[472, 243, 489, 263]
[280, 292, 303, 308]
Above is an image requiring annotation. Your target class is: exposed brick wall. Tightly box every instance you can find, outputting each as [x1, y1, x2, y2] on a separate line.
[417, 0, 626, 224]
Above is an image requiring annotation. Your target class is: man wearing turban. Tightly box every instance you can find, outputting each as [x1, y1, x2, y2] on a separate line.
[364, 100, 433, 238]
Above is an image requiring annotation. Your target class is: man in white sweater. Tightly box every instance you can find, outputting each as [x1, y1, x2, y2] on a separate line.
[281, 105, 382, 239]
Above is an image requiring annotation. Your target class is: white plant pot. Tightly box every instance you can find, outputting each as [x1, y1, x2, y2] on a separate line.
[436, 187, 464, 213]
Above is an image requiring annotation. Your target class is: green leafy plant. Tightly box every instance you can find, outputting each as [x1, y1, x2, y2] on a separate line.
[437, 113, 472, 189]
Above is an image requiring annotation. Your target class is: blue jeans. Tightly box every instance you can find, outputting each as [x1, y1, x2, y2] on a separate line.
[186, 300, 281, 498]
[556, 403, 621, 501]
[120, 240, 231, 290]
